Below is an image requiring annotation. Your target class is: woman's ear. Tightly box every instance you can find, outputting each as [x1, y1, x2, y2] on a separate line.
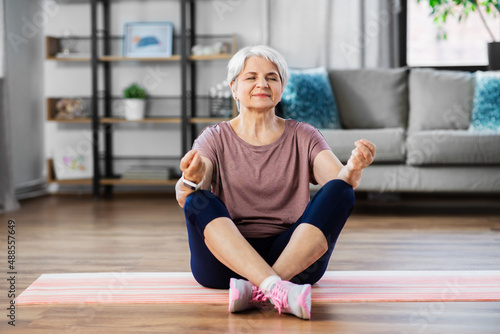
[230, 80, 237, 99]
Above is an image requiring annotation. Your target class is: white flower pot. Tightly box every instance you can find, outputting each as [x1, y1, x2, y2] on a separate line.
[124, 99, 146, 120]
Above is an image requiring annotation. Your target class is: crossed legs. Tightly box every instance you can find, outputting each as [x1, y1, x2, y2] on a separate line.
[184, 179, 355, 289]
[203, 217, 328, 287]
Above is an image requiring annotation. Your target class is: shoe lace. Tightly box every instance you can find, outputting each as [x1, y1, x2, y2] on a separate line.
[269, 282, 289, 315]
[250, 286, 268, 307]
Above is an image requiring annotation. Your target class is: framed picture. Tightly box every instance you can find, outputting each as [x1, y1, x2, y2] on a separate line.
[53, 151, 93, 180]
[123, 22, 174, 58]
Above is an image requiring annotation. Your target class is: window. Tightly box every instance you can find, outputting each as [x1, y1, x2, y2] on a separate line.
[407, 0, 499, 67]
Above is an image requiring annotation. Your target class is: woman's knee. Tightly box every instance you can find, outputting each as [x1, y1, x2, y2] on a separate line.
[184, 190, 231, 235]
[303, 179, 355, 243]
[190, 252, 236, 289]
[191, 267, 230, 289]
[321, 179, 355, 210]
[184, 190, 216, 216]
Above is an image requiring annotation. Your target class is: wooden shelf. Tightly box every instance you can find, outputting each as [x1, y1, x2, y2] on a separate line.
[46, 56, 90, 62]
[46, 159, 92, 185]
[49, 178, 93, 185]
[47, 54, 234, 62]
[46, 116, 233, 124]
[46, 98, 183, 124]
[100, 178, 177, 186]
[47, 54, 233, 62]
[189, 117, 232, 124]
[46, 33, 236, 62]
[99, 55, 181, 62]
[189, 54, 233, 61]
[47, 118, 92, 123]
[46, 55, 181, 62]
[47, 160, 177, 186]
[45, 37, 182, 62]
[100, 117, 182, 124]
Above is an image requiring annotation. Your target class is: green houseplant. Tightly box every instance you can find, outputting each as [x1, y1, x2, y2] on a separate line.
[123, 83, 148, 120]
[417, 0, 500, 68]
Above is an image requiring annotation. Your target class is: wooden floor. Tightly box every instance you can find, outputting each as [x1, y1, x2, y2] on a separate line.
[1, 194, 499, 333]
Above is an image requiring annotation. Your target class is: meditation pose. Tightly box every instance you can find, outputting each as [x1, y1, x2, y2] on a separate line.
[176, 45, 376, 319]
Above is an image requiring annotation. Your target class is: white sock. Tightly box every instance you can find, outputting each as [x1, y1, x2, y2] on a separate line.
[259, 275, 281, 294]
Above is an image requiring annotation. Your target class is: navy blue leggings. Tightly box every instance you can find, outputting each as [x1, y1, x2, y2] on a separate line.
[184, 179, 355, 289]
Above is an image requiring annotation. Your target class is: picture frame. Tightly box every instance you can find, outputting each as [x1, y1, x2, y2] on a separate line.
[123, 22, 174, 58]
[53, 151, 93, 180]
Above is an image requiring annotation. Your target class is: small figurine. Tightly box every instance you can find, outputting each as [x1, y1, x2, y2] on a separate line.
[55, 98, 85, 119]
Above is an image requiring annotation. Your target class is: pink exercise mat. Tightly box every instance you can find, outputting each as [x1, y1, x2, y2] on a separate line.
[16, 271, 500, 305]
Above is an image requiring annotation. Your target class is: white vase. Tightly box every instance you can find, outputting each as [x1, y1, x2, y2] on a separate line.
[124, 99, 146, 120]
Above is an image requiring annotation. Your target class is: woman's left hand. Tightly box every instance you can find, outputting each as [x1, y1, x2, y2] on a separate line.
[346, 139, 376, 171]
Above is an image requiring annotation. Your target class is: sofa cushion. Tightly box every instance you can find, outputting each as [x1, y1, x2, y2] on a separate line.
[338, 165, 500, 193]
[469, 71, 500, 132]
[328, 68, 408, 129]
[407, 130, 500, 165]
[281, 67, 341, 129]
[319, 127, 406, 163]
[408, 69, 475, 132]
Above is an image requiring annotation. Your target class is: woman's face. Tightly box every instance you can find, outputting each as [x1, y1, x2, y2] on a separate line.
[231, 56, 283, 113]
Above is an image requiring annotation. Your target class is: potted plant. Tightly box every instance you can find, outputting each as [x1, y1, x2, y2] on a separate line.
[417, 0, 500, 69]
[123, 83, 148, 120]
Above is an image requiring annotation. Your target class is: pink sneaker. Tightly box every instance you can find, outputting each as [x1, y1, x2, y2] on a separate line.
[268, 280, 311, 320]
[229, 278, 269, 313]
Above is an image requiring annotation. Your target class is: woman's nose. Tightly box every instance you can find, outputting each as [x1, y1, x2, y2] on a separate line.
[256, 76, 269, 88]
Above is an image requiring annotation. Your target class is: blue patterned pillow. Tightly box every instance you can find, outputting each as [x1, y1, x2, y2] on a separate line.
[280, 67, 341, 129]
[469, 71, 500, 132]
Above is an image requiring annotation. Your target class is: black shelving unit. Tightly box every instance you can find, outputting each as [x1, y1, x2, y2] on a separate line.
[89, 0, 187, 199]
[85, 0, 236, 199]
[90, 0, 100, 198]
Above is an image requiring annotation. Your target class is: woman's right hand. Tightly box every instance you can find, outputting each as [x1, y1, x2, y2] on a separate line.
[180, 150, 206, 184]
[176, 150, 206, 208]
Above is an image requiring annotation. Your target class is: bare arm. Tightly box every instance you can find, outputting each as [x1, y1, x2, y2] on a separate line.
[313, 139, 376, 189]
[175, 149, 213, 208]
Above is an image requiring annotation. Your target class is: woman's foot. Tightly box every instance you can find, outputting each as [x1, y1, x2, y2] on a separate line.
[264, 280, 312, 320]
[229, 277, 312, 320]
[228, 278, 269, 312]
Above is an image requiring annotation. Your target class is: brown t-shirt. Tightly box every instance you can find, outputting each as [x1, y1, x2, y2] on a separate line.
[192, 119, 331, 238]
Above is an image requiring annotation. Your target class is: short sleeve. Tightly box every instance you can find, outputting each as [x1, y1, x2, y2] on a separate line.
[295, 122, 331, 184]
[309, 127, 331, 168]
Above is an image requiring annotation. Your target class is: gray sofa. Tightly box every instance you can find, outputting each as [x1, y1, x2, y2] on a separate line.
[315, 68, 500, 193]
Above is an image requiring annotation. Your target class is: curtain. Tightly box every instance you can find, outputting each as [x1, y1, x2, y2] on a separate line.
[0, 0, 19, 213]
[265, 0, 401, 69]
[269, 0, 333, 68]
[362, 0, 402, 68]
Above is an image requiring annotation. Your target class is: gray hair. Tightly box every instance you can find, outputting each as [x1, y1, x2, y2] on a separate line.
[226, 45, 289, 89]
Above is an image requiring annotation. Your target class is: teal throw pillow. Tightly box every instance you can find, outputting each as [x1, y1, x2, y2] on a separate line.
[280, 67, 341, 129]
[469, 71, 500, 132]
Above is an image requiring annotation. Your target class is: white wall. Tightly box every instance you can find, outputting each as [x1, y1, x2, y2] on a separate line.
[42, 0, 361, 192]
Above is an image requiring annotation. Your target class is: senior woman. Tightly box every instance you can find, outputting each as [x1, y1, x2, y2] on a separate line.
[176, 45, 375, 320]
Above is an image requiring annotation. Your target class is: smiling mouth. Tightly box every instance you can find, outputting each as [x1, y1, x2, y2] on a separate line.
[253, 94, 270, 98]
